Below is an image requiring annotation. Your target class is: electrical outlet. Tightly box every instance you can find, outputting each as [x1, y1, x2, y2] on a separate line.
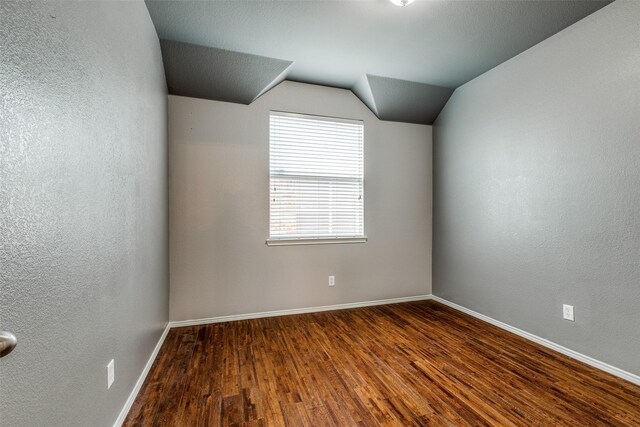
[328, 275, 335, 286]
[107, 359, 115, 389]
[563, 304, 574, 321]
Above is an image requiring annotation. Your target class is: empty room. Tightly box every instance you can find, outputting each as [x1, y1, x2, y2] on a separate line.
[1, 0, 639, 425]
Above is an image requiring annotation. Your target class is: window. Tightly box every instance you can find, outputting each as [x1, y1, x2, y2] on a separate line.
[268, 111, 366, 245]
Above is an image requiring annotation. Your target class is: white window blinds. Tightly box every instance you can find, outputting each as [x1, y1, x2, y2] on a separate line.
[269, 111, 364, 242]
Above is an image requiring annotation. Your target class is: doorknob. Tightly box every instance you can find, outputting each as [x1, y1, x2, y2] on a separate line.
[0, 331, 17, 357]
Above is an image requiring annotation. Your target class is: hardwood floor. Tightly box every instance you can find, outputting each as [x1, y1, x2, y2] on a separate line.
[124, 301, 640, 426]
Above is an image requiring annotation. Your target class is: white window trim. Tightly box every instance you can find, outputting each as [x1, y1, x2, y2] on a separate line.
[267, 110, 366, 246]
[265, 236, 368, 246]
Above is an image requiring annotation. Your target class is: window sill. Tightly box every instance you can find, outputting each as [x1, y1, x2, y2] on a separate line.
[266, 237, 368, 246]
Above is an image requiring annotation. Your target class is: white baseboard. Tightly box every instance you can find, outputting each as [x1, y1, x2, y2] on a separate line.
[431, 295, 640, 386]
[169, 294, 433, 328]
[113, 324, 170, 427]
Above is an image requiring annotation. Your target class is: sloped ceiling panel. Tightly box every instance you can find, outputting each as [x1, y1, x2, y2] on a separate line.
[160, 39, 293, 105]
[353, 75, 454, 125]
[352, 74, 379, 117]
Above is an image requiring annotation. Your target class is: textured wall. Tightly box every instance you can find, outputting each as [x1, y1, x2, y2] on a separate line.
[0, 2, 168, 426]
[433, 1, 640, 375]
[169, 81, 432, 321]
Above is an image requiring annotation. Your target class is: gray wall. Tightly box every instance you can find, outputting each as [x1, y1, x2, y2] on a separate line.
[433, 0, 640, 376]
[0, 2, 168, 426]
[169, 81, 432, 321]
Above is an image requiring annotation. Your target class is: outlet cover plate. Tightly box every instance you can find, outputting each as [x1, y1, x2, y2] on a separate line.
[107, 359, 115, 389]
[563, 304, 575, 321]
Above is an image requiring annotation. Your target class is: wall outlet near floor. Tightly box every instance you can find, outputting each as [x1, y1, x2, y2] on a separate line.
[107, 359, 115, 389]
[328, 275, 335, 286]
[563, 304, 575, 321]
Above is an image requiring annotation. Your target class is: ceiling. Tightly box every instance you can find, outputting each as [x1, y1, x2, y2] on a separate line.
[146, 0, 611, 124]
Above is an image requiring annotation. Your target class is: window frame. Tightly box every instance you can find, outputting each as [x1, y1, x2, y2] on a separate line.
[266, 110, 367, 246]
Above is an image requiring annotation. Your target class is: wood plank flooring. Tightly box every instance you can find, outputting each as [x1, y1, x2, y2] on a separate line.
[124, 300, 640, 426]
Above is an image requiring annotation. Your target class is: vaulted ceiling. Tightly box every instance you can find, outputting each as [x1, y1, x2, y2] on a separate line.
[146, 0, 611, 124]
